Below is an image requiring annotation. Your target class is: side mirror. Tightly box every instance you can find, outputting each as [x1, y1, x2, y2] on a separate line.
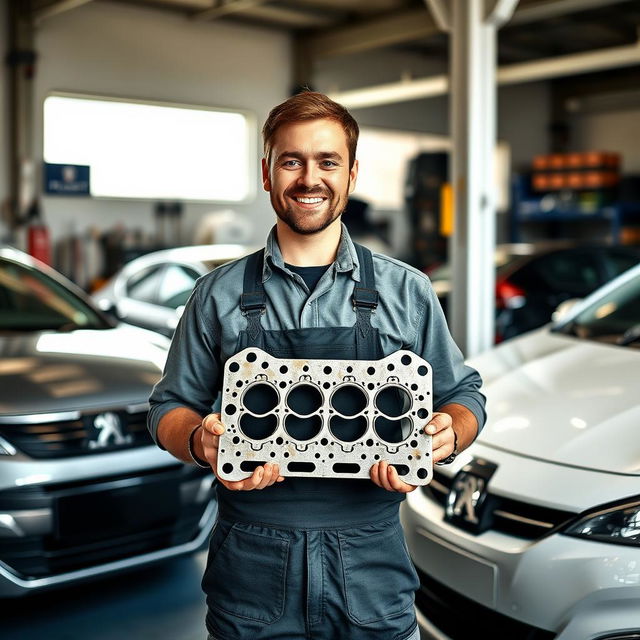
[552, 298, 582, 324]
[95, 298, 121, 321]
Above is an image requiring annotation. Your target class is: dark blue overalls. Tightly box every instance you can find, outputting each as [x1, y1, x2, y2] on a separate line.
[203, 244, 420, 640]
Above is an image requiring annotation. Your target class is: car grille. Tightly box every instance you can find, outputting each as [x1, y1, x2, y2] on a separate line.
[422, 469, 576, 540]
[0, 408, 152, 458]
[415, 567, 556, 639]
[0, 465, 214, 579]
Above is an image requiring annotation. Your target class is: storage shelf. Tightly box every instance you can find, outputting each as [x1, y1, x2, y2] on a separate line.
[510, 174, 640, 244]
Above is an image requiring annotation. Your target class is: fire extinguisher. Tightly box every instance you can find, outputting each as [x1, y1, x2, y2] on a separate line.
[26, 202, 52, 266]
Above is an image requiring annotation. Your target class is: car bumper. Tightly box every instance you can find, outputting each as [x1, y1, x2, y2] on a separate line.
[0, 449, 217, 597]
[401, 445, 640, 640]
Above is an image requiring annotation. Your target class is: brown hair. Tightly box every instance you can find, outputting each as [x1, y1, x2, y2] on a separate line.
[262, 91, 359, 169]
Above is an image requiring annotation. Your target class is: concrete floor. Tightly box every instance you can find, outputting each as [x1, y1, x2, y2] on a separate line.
[1, 551, 209, 640]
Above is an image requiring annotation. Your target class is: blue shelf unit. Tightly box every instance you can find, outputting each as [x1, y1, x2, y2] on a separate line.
[510, 174, 640, 244]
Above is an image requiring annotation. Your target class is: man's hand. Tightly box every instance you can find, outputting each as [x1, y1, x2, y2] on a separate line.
[427, 411, 456, 464]
[370, 411, 456, 493]
[200, 413, 284, 491]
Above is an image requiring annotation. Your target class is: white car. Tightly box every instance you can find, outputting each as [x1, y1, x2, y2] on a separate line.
[93, 244, 255, 337]
[402, 262, 640, 640]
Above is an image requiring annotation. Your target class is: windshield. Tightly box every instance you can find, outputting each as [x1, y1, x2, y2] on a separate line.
[555, 270, 640, 348]
[0, 257, 109, 331]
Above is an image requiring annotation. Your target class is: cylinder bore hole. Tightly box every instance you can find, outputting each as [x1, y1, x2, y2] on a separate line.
[329, 415, 368, 442]
[239, 414, 278, 440]
[284, 414, 322, 441]
[330, 384, 367, 417]
[286, 383, 323, 416]
[375, 385, 412, 418]
[242, 382, 279, 416]
[374, 416, 413, 444]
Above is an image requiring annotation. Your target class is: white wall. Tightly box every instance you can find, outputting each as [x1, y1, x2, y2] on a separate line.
[571, 108, 640, 173]
[33, 0, 291, 246]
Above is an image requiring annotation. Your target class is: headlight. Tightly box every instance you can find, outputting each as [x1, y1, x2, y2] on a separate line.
[563, 498, 640, 546]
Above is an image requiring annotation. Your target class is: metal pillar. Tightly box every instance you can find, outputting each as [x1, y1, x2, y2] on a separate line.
[426, 0, 518, 357]
[7, 0, 37, 234]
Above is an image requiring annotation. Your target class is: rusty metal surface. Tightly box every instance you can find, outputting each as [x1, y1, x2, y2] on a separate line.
[217, 347, 433, 485]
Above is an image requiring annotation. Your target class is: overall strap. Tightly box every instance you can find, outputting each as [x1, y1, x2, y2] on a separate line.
[240, 249, 266, 341]
[352, 243, 379, 340]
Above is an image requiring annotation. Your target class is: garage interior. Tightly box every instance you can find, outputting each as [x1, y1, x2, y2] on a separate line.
[1, 1, 640, 639]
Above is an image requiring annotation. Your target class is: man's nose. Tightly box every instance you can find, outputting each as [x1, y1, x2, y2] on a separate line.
[299, 162, 320, 187]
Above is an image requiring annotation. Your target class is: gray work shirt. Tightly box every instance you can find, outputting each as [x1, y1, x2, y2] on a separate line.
[148, 224, 486, 444]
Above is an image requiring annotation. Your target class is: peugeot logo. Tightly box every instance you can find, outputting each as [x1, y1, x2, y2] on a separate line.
[444, 459, 497, 534]
[446, 474, 486, 524]
[88, 412, 132, 449]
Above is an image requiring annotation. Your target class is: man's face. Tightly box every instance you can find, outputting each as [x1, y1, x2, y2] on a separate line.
[262, 118, 358, 235]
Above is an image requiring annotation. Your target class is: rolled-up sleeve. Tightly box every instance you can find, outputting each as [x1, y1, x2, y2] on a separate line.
[412, 281, 487, 432]
[147, 282, 221, 447]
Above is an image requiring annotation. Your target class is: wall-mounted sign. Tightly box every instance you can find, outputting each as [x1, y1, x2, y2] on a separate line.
[44, 163, 90, 196]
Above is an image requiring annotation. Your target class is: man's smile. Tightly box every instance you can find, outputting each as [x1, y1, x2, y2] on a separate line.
[295, 197, 324, 204]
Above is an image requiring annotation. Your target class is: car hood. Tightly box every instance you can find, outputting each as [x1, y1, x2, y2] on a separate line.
[0, 325, 169, 415]
[468, 328, 640, 475]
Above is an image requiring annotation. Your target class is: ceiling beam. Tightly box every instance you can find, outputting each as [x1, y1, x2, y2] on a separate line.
[305, 8, 439, 58]
[33, 0, 93, 24]
[329, 39, 640, 108]
[509, 0, 631, 25]
[193, 0, 271, 22]
[307, 0, 632, 59]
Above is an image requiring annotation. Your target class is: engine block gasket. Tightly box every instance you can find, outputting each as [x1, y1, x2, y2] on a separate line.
[217, 347, 433, 485]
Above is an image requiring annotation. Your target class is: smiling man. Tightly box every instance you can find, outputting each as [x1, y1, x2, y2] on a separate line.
[149, 91, 486, 640]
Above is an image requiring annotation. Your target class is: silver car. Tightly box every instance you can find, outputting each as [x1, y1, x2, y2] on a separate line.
[92, 244, 254, 336]
[0, 247, 216, 597]
[402, 262, 640, 639]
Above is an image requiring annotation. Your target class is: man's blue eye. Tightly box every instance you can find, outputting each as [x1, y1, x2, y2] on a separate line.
[322, 161, 337, 167]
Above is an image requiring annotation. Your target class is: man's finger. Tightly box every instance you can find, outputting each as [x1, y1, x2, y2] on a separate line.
[424, 411, 452, 436]
[386, 464, 416, 493]
[378, 461, 393, 491]
[255, 464, 274, 490]
[370, 462, 383, 488]
[202, 413, 225, 435]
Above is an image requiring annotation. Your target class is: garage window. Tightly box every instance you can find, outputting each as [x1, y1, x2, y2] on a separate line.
[43, 93, 255, 202]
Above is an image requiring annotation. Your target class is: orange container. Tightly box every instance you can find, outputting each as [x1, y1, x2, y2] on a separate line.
[566, 153, 583, 168]
[583, 151, 608, 168]
[549, 172, 567, 190]
[532, 155, 549, 170]
[532, 173, 550, 191]
[566, 172, 584, 189]
[549, 154, 566, 169]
